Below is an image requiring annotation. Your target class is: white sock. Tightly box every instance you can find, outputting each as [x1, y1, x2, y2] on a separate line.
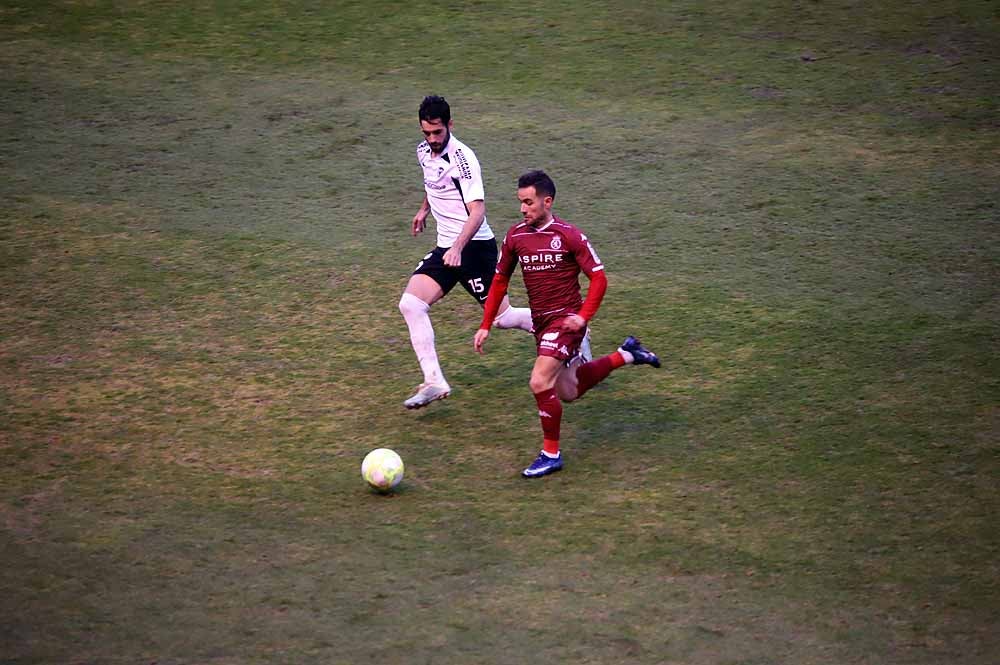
[493, 305, 533, 332]
[617, 348, 635, 364]
[399, 293, 446, 386]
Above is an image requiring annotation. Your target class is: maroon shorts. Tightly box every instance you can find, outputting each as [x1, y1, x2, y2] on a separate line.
[534, 314, 587, 362]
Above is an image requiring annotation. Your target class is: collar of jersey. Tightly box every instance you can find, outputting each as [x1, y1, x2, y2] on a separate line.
[430, 135, 455, 159]
[536, 216, 556, 232]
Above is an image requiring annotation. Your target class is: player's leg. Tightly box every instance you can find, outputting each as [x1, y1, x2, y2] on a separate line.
[563, 335, 661, 403]
[523, 354, 566, 478]
[493, 295, 533, 332]
[579, 326, 593, 362]
[459, 239, 532, 331]
[555, 355, 585, 402]
[619, 335, 661, 369]
[399, 249, 457, 409]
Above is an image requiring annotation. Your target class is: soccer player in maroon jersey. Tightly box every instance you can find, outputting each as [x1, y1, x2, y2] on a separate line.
[474, 170, 661, 478]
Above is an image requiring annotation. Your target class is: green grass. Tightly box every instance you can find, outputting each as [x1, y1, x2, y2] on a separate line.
[1, 1, 998, 663]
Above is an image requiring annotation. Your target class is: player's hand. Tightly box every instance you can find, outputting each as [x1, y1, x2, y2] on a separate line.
[560, 314, 587, 333]
[411, 214, 427, 236]
[473, 328, 490, 354]
[443, 246, 462, 267]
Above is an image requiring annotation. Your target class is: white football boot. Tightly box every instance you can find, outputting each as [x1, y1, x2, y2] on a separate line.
[403, 382, 451, 409]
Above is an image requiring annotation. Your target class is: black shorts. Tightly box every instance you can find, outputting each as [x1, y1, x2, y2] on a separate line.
[412, 239, 499, 304]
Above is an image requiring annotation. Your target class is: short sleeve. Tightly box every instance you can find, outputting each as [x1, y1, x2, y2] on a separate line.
[571, 230, 604, 275]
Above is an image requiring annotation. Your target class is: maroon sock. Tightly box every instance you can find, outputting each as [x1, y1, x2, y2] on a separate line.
[533, 388, 563, 455]
[574, 352, 626, 399]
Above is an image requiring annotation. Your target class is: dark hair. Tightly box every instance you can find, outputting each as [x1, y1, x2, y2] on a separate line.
[419, 95, 451, 125]
[517, 170, 556, 200]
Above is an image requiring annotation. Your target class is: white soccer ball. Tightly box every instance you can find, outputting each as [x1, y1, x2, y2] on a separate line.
[361, 448, 404, 492]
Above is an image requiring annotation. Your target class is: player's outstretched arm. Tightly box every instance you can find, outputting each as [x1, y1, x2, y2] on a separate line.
[474, 272, 511, 353]
[474, 328, 490, 354]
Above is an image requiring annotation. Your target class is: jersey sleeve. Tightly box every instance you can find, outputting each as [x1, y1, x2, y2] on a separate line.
[570, 229, 604, 275]
[479, 272, 509, 330]
[495, 229, 518, 277]
[453, 146, 485, 203]
[577, 269, 607, 322]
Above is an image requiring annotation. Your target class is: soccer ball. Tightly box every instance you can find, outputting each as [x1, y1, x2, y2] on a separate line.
[361, 448, 404, 492]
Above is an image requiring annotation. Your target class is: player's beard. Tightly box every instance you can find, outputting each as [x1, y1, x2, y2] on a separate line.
[524, 210, 549, 227]
[429, 130, 450, 155]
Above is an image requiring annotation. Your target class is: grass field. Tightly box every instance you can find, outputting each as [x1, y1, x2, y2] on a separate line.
[1, 1, 998, 663]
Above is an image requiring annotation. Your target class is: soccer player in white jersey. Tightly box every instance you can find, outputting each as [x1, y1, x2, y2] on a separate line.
[398, 95, 535, 409]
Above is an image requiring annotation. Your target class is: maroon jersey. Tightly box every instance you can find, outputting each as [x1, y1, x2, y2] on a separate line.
[495, 216, 604, 320]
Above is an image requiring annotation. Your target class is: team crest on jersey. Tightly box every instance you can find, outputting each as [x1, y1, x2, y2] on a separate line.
[550, 236, 562, 250]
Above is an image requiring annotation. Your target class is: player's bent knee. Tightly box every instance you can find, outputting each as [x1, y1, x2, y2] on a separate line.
[493, 306, 516, 328]
[529, 374, 555, 395]
[492, 307, 511, 328]
[399, 292, 430, 318]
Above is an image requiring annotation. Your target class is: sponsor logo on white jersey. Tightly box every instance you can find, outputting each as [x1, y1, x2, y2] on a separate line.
[454, 148, 473, 179]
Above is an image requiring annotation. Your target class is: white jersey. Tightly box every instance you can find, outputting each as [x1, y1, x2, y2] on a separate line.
[417, 134, 494, 248]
